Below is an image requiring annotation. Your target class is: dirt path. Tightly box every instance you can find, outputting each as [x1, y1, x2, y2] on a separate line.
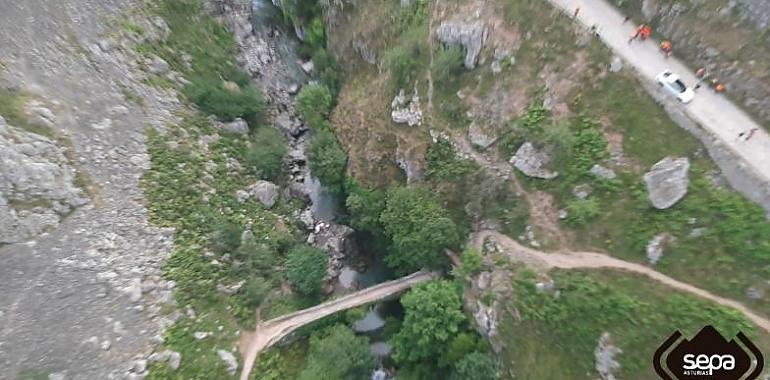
[547, 0, 770, 186]
[474, 230, 770, 333]
[238, 270, 441, 380]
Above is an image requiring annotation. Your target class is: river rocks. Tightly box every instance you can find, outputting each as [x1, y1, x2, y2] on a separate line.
[436, 21, 487, 69]
[644, 156, 690, 209]
[148, 350, 181, 370]
[148, 55, 170, 75]
[391, 88, 422, 126]
[0, 122, 88, 244]
[595, 332, 622, 380]
[217, 349, 239, 375]
[216, 118, 249, 135]
[468, 121, 497, 149]
[590, 164, 617, 180]
[236, 180, 279, 207]
[646, 233, 669, 265]
[510, 142, 558, 179]
[311, 223, 356, 284]
[572, 184, 592, 199]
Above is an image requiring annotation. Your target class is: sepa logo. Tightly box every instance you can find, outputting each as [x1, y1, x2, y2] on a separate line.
[654, 325, 763, 380]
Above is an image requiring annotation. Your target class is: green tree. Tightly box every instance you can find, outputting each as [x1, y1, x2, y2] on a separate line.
[308, 129, 348, 193]
[241, 277, 271, 309]
[285, 245, 327, 295]
[345, 184, 387, 233]
[295, 83, 333, 127]
[391, 280, 466, 363]
[432, 46, 465, 83]
[450, 351, 499, 380]
[439, 332, 482, 368]
[380, 187, 459, 274]
[298, 325, 374, 380]
[566, 198, 600, 226]
[312, 48, 340, 96]
[245, 127, 287, 181]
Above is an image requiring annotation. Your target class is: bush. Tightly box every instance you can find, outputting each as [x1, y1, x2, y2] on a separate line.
[312, 48, 340, 96]
[569, 122, 608, 174]
[208, 219, 242, 254]
[295, 83, 333, 127]
[380, 187, 459, 274]
[183, 78, 265, 122]
[457, 248, 483, 277]
[565, 198, 600, 226]
[299, 325, 374, 380]
[384, 45, 417, 89]
[245, 127, 287, 181]
[285, 245, 327, 295]
[450, 352, 499, 380]
[345, 184, 387, 233]
[307, 129, 348, 193]
[433, 46, 465, 83]
[241, 277, 272, 309]
[305, 17, 325, 50]
[425, 139, 478, 181]
[391, 280, 466, 363]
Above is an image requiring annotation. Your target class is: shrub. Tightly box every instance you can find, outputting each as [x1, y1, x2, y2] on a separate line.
[312, 48, 340, 96]
[285, 245, 327, 295]
[345, 184, 387, 233]
[295, 83, 333, 127]
[433, 46, 465, 83]
[183, 78, 265, 122]
[299, 325, 374, 380]
[245, 127, 287, 181]
[242, 277, 272, 309]
[384, 45, 416, 89]
[457, 248, 483, 277]
[569, 124, 608, 174]
[380, 187, 459, 274]
[450, 352, 499, 380]
[307, 129, 348, 193]
[305, 17, 325, 50]
[208, 219, 242, 254]
[565, 198, 600, 226]
[391, 280, 466, 363]
[425, 139, 478, 181]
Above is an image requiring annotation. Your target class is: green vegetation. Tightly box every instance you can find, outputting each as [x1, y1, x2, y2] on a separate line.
[383, 2, 430, 89]
[450, 351, 499, 380]
[307, 128, 348, 193]
[380, 187, 459, 274]
[0, 89, 53, 138]
[345, 183, 387, 234]
[502, 269, 764, 379]
[299, 324, 374, 380]
[138, 0, 264, 124]
[432, 47, 465, 84]
[286, 245, 328, 296]
[425, 139, 478, 181]
[245, 127, 287, 181]
[565, 198, 600, 226]
[392, 280, 466, 363]
[295, 83, 333, 127]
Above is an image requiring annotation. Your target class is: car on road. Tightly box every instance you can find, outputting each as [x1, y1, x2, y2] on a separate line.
[656, 70, 695, 103]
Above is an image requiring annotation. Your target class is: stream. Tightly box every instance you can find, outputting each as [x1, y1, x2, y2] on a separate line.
[248, 1, 395, 377]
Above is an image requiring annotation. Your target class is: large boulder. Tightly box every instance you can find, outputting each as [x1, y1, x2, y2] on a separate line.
[510, 142, 558, 179]
[468, 121, 497, 149]
[436, 21, 487, 69]
[595, 332, 622, 380]
[644, 156, 690, 209]
[391, 89, 422, 127]
[237, 180, 279, 208]
[0, 120, 88, 243]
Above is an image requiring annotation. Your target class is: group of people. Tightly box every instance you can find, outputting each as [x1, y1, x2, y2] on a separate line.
[627, 22, 727, 93]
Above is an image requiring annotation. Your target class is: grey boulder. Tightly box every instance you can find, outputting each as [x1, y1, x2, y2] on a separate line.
[644, 156, 690, 209]
[436, 21, 487, 69]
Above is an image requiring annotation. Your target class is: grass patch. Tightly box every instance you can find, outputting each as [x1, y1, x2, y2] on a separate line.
[0, 88, 54, 138]
[501, 269, 770, 380]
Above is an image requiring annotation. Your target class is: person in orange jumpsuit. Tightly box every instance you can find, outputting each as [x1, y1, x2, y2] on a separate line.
[660, 40, 672, 58]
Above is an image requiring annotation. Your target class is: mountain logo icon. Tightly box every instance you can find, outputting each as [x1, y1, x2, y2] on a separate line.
[654, 325, 763, 380]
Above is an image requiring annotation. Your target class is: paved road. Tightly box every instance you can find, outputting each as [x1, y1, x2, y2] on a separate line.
[238, 270, 441, 380]
[550, 0, 770, 185]
[474, 231, 770, 334]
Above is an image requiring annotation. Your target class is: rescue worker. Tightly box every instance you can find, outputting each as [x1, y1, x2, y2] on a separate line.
[660, 40, 672, 58]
